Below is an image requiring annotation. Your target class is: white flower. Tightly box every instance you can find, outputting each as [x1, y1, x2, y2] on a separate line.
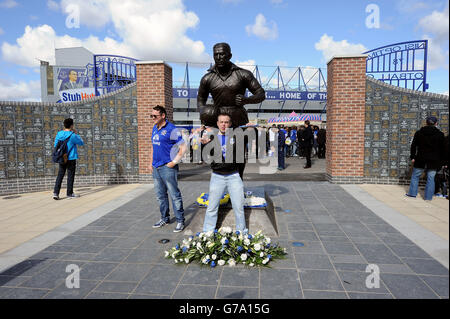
[172, 251, 179, 258]
[223, 226, 232, 234]
[249, 263, 255, 267]
[205, 230, 214, 238]
[218, 260, 225, 266]
[175, 259, 178, 263]
[262, 258, 269, 264]
[239, 234, 244, 241]
[231, 236, 237, 241]
[260, 252, 264, 257]
[264, 237, 271, 244]
[188, 237, 193, 242]
[228, 258, 236, 267]
[196, 242, 202, 250]
[221, 237, 228, 245]
[164, 251, 169, 257]
[255, 230, 262, 236]
[212, 254, 217, 260]
[184, 258, 190, 264]
[207, 241, 214, 248]
[254, 243, 261, 251]
[244, 239, 250, 246]
[219, 227, 226, 235]
[241, 254, 248, 261]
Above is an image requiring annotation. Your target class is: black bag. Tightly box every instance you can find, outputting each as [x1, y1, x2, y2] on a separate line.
[52, 133, 74, 164]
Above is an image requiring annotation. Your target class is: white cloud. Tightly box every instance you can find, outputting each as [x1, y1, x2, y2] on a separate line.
[314, 34, 368, 62]
[47, 0, 59, 11]
[235, 59, 256, 72]
[0, 79, 41, 101]
[245, 14, 278, 40]
[2, 0, 210, 67]
[0, 0, 18, 8]
[417, 2, 449, 70]
[418, 3, 449, 41]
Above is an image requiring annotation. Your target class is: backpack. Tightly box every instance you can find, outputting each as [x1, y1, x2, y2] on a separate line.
[52, 133, 74, 164]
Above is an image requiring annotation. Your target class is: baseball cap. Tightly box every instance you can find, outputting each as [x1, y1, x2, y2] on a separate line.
[426, 116, 438, 124]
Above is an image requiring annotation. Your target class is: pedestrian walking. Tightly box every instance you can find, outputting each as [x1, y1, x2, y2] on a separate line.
[52, 118, 84, 200]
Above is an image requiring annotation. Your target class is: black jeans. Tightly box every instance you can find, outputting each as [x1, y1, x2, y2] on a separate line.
[53, 160, 77, 196]
[304, 146, 312, 167]
[318, 143, 326, 158]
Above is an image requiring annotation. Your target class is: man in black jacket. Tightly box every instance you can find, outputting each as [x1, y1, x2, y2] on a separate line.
[301, 120, 313, 168]
[201, 113, 247, 234]
[317, 128, 326, 159]
[406, 116, 446, 201]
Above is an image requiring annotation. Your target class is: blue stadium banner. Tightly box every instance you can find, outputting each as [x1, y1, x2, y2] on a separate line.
[173, 88, 327, 101]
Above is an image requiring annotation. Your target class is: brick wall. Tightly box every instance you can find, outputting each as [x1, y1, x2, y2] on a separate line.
[136, 61, 173, 182]
[326, 55, 367, 183]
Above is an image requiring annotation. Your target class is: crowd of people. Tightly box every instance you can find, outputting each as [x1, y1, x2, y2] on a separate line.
[179, 121, 327, 171]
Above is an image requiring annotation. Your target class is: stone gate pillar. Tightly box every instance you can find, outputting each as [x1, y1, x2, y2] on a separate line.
[136, 61, 173, 182]
[326, 55, 367, 183]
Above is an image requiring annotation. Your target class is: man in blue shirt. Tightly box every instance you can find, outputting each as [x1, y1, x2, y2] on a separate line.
[53, 118, 84, 199]
[151, 105, 187, 232]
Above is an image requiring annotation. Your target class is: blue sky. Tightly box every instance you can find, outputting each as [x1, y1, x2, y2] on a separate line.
[0, 0, 448, 100]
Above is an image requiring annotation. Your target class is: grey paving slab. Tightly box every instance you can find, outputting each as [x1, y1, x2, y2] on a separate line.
[376, 233, 415, 245]
[338, 271, 389, 293]
[182, 266, 222, 286]
[123, 248, 161, 264]
[220, 267, 259, 288]
[59, 253, 97, 262]
[387, 244, 431, 259]
[378, 264, 415, 275]
[318, 235, 353, 243]
[216, 286, 259, 299]
[291, 241, 326, 254]
[322, 241, 360, 256]
[354, 243, 403, 264]
[294, 254, 333, 270]
[289, 231, 319, 242]
[107, 236, 146, 249]
[0, 275, 32, 287]
[287, 222, 314, 231]
[333, 263, 368, 272]
[348, 292, 393, 299]
[95, 281, 138, 293]
[381, 274, 439, 299]
[0, 258, 55, 277]
[43, 280, 99, 299]
[303, 290, 348, 299]
[104, 263, 151, 282]
[0, 287, 50, 299]
[172, 284, 218, 299]
[260, 268, 302, 299]
[19, 261, 73, 289]
[402, 258, 450, 276]
[330, 255, 367, 264]
[134, 264, 185, 295]
[298, 269, 344, 292]
[128, 293, 170, 299]
[419, 275, 449, 297]
[86, 291, 130, 299]
[78, 262, 119, 281]
[91, 248, 132, 262]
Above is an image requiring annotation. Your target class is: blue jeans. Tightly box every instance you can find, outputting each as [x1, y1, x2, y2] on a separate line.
[203, 172, 247, 233]
[278, 148, 285, 169]
[152, 164, 185, 223]
[407, 167, 437, 201]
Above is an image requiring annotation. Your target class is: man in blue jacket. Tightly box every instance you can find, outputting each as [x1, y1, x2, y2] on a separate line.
[53, 118, 84, 200]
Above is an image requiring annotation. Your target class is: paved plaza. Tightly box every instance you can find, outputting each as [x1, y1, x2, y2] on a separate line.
[0, 173, 448, 299]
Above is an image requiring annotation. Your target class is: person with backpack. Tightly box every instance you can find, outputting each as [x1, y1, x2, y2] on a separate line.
[53, 118, 84, 200]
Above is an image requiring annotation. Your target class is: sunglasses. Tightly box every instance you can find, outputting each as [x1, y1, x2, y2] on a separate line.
[151, 114, 160, 119]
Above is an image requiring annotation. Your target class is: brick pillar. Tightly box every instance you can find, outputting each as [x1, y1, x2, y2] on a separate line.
[136, 61, 173, 182]
[326, 55, 367, 183]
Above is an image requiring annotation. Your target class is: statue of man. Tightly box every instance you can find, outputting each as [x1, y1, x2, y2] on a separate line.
[197, 42, 266, 128]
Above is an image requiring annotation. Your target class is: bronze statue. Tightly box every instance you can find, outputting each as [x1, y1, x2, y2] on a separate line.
[197, 43, 266, 128]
